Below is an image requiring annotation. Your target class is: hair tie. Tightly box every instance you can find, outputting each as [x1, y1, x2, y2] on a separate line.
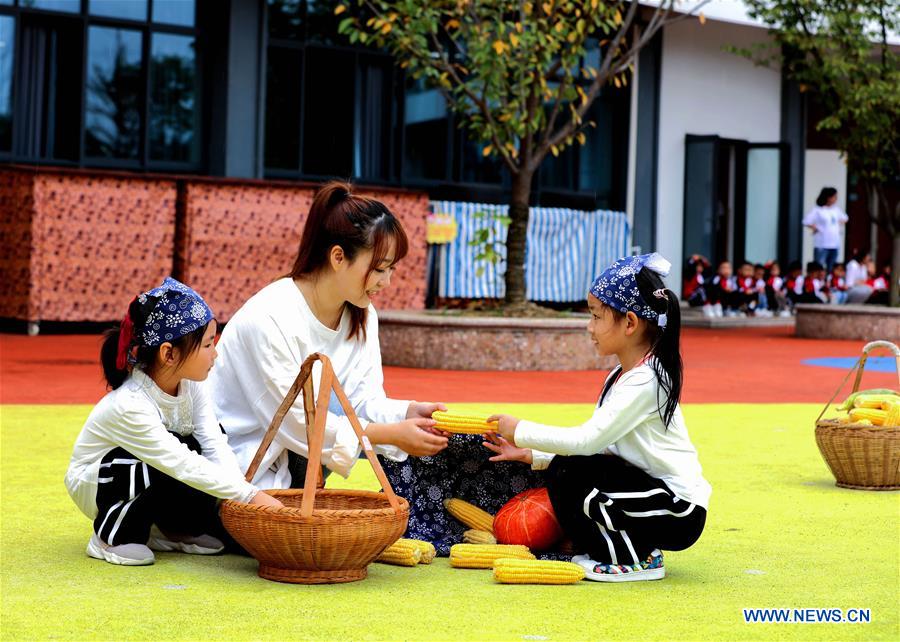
[653, 289, 668, 300]
[115, 307, 135, 370]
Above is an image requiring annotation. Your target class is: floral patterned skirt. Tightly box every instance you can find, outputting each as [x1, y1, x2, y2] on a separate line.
[379, 434, 568, 559]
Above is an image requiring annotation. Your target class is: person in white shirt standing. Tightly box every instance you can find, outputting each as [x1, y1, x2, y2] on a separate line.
[485, 253, 711, 582]
[210, 182, 450, 492]
[65, 278, 282, 567]
[803, 187, 848, 274]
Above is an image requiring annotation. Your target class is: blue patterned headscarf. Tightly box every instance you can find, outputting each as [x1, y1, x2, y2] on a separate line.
[589, 253, 673, 328]
[116, 277, 215, 369]
[136, 277, 214, 346]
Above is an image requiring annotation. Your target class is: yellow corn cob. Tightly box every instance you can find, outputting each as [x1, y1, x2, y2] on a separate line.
[848, 408, 887, 426]
[852, 394, 900, 409]
[493, 558, 585, 585]
[444, 498, 495, 533]
[882, 401, 900, 427]
[376, 539, 421, 566]
[432, 411, 498, 435]
[449, 543, 535, 569]
[410, 539, 436, 564]
[463, 529, 497, 545]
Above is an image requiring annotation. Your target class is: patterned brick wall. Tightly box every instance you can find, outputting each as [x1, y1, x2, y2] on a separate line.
[177, 180, 428, 321]
[0, 168, 176, 322]
[0, 167, 428, 323]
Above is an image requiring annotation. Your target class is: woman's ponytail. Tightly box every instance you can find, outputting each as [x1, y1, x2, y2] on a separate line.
[636, 269, 683, 428]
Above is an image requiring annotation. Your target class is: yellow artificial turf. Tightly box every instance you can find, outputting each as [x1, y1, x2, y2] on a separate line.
[1, 402, 898, 641]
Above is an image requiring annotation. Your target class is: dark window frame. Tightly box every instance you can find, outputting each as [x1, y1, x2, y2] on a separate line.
[0, 0, 201, 171]
[261, 0, 630, 211]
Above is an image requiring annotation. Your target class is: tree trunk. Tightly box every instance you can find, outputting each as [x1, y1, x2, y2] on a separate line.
[504, 170, 534, 305]
[891, 232, 900, 307]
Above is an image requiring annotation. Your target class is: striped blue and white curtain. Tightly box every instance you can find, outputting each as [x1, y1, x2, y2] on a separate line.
[431, 201, 630, 302]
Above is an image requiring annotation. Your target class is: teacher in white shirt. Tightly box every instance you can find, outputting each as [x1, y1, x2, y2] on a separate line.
[209, 181, 449, 490]
[802, 187, 848, 274]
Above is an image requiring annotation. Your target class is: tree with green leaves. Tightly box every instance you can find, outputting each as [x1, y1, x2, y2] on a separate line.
[337, 0, 706, 308]
[734, 0, 900, 306]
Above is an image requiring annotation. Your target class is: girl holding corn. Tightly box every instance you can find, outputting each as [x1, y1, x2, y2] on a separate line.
[486, 253, 711, 582]
[210, 182, 449, 491]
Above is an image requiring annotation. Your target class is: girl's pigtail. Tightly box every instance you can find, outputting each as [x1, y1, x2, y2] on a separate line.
[638, 269, 684, 428]
[100, 297, 144, 390]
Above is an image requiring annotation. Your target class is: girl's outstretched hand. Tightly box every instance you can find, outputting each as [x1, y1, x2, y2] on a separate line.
[487, 413, 520, 443]
[483, 432, 533, 465]
[406, 401, 451, 437]
[250, 490, 284, 508]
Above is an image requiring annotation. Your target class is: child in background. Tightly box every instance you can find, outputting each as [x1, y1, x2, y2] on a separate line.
[865, 264, 892, 304]
[765, 261, 791, 316]
[794, 261, 828, 304]
[785, 261, 804, 306]
[752, 264, 771, 316]
[683, 254, 711, 315]
[65, 278, 282, 566]
[485, 253, 710, 582]
[708, 261, 739, 317]
[828, 263, 848, 304]
[737, 262, 759, 315]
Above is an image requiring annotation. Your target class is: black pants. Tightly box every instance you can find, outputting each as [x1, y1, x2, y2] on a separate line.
[93, 434, 220, 546]
[546, 454, 706, 565]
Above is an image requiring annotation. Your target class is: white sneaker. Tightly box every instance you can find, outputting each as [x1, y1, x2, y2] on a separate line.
[713, 303, 723, 317]
[147, 525, 224, 555]
[86, 533, 155, 566]
[702, 305, 714, 318]
[572, 550, 666, 582]
[778, 310, 792, 318]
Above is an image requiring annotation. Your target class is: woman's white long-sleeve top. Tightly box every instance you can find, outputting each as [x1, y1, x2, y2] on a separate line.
[208, 278, 409, 488]
[64, 368, 257, 519]
[515, 361, 711, 509]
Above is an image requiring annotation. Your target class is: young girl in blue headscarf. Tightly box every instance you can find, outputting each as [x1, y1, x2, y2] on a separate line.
[487, 253, 711, 582]
[65, 278, 282, 567]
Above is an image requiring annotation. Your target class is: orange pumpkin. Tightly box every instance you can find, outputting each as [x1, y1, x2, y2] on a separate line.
[494, 488, 563, 551]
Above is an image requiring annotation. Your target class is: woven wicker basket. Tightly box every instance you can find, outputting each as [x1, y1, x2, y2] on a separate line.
[220, 353, 409, 583]
[814, 340, 900, 490]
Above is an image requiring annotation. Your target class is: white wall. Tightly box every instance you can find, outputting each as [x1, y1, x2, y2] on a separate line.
[802, 150, 848, 266]
[655, 18, 782, 293]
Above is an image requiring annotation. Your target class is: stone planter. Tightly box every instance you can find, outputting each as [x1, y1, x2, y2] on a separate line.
[378, 310, 618, 371]
[795, 304, 900, 343]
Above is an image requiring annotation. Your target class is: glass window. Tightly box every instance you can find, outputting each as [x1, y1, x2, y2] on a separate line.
[353, 57, 392, 179]
[85, 26, 143, 160]
[403, 82, 448, 181]
[152, 0, 195, 27]
[20, 0, 80, 12]
[0, 15, 12, 152]
[306, 0, 341, 45]
[89, 0, 148, 21]
[149, 33, 198, 163]
[264, 47, 302, 170]
[301, 47, 353, 177]
[0, 0, 13, 5]
[268, 0, 303, 40]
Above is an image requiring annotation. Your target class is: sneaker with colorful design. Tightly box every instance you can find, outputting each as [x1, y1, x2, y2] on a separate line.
[573, 549, 665, 582]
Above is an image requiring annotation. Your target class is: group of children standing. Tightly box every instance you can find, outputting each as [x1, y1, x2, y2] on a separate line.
[683, 252, 892, 317]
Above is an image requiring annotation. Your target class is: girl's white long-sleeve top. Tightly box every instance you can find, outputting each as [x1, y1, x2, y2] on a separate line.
[64, 369, 258, 519]
[208, 278, 410, 489]
[515, 361, 712, 509]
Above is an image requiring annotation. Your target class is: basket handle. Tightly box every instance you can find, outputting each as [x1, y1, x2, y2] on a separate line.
[243, 353, 404, 518]
[815, 340, 900, 424]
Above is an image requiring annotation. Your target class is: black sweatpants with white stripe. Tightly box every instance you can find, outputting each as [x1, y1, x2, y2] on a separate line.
[93, 434, 220, 547]
[546, 454, 706, 565]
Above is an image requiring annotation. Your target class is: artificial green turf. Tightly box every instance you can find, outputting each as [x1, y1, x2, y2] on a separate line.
[1, 403, 898, 641]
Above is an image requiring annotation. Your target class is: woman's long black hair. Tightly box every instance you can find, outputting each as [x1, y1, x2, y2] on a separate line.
[608, 266, 683, 427]
[816, 187, 837, 207]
